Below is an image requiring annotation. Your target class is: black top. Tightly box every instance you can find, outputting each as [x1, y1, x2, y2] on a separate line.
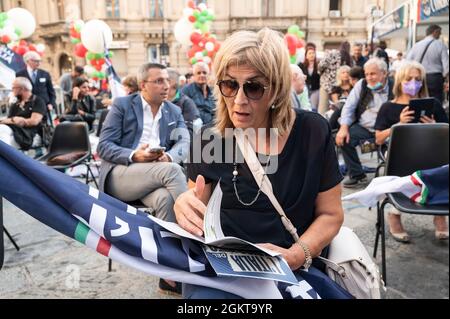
[331, 85, 352, 100]
[7, 95, 46, 149]
[375, 100, 448, 131]
[299, 62, 321, 91]
[187, 109, 343, 248]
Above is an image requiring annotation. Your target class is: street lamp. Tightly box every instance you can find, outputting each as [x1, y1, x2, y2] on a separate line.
[160, 27, 170, 65]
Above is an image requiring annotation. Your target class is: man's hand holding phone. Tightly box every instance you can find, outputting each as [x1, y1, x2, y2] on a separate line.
[132, 144, 166, 163]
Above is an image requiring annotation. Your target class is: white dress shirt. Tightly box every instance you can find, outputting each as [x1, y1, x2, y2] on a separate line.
[138, 95, 162, 149]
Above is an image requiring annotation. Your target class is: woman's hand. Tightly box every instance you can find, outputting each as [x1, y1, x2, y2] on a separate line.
[258, 243, 305, 271]
[399, 106, 415, 124]
[420, 114, 436, 123]
[72, 87, 81, 100]
[174, 175, 207, 237]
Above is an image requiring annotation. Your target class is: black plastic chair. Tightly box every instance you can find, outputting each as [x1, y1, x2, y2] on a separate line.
[37, 122, 98, 188]
[373, 123, 449, 285]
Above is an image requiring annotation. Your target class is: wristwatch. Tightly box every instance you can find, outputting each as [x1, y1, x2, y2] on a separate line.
[297, 240, 312, 270]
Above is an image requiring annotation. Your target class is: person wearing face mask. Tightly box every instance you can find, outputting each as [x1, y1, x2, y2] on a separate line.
[0, 77, 46, 150]
[374, 61, 448, 242]
[336, 58, 394, 188]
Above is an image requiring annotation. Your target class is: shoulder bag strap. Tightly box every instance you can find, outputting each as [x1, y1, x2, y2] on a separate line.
[234, 129, 299, 242]
[419, 39, 434, 64]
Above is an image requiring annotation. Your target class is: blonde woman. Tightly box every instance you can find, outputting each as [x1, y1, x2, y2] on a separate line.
[330, 65, 353, 104]
[375, 61, 448, 242]
[174, 28, 351, 299]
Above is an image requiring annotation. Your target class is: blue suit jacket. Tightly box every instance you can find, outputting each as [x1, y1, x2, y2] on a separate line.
[16, 68, 56, 107]
[97, 93, 190, 191]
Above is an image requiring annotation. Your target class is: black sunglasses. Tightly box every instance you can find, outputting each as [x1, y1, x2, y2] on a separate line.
[217, 80, 269, 100]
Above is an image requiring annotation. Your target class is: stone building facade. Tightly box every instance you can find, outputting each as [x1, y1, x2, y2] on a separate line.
[1, 0, 399, 81]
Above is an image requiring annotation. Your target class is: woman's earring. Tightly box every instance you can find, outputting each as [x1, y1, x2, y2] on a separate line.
[271, 104, 276, 110]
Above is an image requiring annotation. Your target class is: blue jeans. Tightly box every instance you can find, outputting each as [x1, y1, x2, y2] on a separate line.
[340, 124, 374, 179]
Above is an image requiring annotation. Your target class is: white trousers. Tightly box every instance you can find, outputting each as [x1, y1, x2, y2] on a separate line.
[0, 124, 20, 149]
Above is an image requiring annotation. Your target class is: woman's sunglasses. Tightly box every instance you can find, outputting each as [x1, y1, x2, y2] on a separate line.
[217, 80, 269, 100]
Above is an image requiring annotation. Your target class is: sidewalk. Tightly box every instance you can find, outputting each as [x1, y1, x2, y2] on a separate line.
[0, 153, 448, 299]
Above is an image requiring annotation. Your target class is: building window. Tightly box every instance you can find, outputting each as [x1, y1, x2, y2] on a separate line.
[195, 0, 207, 5]
[148, 45, 159, 63]
[149, 0, 163, 18]
[329, 0, 341, 11]
[106, 0, 120, 18]
[262, 0, 276, 17]
[57, 0, 65, 20]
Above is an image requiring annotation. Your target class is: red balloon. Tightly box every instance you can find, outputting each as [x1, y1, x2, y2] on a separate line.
[28, 44, 37, 52]
[74, 43, 88, 58]
[19, 40, 28, 46]
[289, 46, 297, 56]
[16, 46, 28, 56]
[70, 29, 80, 39]
[188, 15, 196, 23]
[214, 43, 221, 52]
[187, 48, 196, 58]
[284, 34, 297, 48]
[187, 0, 195, 9]
[1, 35, 11, 44]
[207, 50, 215, 57]
[97, 58, 105, 66]
[95, 64, 102, 71]
[190, 32, 202, 45]
[101, 79, 109, 91]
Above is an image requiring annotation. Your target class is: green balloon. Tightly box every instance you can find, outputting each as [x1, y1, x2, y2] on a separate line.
[200, 24, 209, 34]
[15, 28, 22, 36]
[203, 50, 208, 56]
[71, 38, 81, 44]
[86, 52, 96, 60]
[191, 58, 198, 65]
[201, 10, 209, 16]
[298, 31, 305, 38]
[74, 21, 84, 33]
[288, 25, 300, 35]
[95, 53, 104, 59]
[0, 12, 7, 21]
[193, 11, 200, 18]
[0, 21, 5, 29]
[290, 55, 297, 64]
[208, 14, 215, 21]
[108, 52, 114, 58]
[194, 21, 202, 29]
[198, 16, 207, 24]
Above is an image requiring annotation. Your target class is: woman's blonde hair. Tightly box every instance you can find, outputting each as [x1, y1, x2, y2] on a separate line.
[212, 28, 293, 136]
[336, 65, 351, 87]
[393, 61, 429, 98]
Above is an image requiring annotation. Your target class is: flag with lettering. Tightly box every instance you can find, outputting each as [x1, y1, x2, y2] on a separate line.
[0, 141, 330, 299]
[104, 45, 125, 100]
[0, 45, 26, 89]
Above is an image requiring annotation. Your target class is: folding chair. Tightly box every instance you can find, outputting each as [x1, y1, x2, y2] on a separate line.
[0, 197, 21, 259]
[373, 123, 449, 284]
[37, 122, 98, 188]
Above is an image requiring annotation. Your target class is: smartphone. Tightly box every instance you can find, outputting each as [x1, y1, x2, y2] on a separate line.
[409, 98, 435, 123]
[147, 146, 166, 154]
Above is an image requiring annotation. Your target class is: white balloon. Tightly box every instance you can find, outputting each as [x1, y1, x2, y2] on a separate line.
[205, 42, 215, 52]
[36, 43, 46, 53]
[7, 8, 36, 39]
[173, 18, 194, 46]
[198, 3, 207, 11]
[183, 8, 194, 18]
[203, 56, 212, 65]
[84, 65, 96, 76]
[81, 19, 113, 53]
[195, 51, 204, 60]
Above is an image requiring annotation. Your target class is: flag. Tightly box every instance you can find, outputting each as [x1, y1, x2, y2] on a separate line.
[343, 165, 449, 207]
[0, 140, 323, 299]
[0, 45, 26, 89]
[104, 44, 126, 100]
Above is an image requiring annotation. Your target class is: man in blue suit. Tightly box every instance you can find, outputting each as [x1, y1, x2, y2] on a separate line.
[98, 63, 190, 224]
[16, 51, 56, 112]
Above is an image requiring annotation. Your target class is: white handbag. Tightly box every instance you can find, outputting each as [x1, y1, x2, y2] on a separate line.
[234, 131, 383, 299]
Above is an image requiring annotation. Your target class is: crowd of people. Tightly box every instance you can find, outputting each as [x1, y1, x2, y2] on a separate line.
[0, 23, 448, 299]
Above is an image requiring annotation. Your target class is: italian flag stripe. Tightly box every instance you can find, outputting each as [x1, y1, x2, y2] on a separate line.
[74, 222, 112, 257]
[75, 222, 90, 244]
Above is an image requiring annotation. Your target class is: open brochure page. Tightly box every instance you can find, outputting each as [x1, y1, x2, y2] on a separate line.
[150, 183, 299, 285]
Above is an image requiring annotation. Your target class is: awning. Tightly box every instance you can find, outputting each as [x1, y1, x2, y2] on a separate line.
[373, 3, 410, 40]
